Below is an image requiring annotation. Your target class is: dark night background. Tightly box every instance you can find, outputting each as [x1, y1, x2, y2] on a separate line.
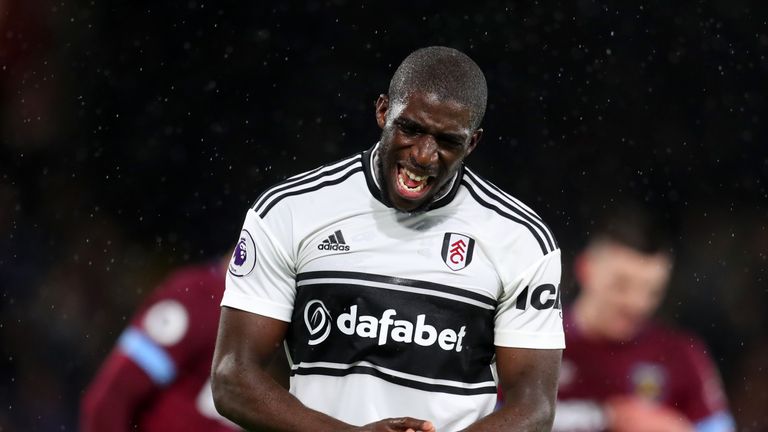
[1, 1, 767, 430]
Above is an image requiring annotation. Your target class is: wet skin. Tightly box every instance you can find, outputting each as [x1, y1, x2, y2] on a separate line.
[374, 92, 483, 212]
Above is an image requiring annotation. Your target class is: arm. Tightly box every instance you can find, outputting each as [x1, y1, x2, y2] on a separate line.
[552, 400, 609, 431]
[211, 306, 345, 431]
[551, 396, 696, 432]
[679, 338, 735, 432]
[602, 336, 735, 432]
[80, 352, 157, 432]
[80, 298, 184, 432]
[603, 397, 694, 432]
[463, 347, 561, 432]
[81, 265, 219, 431]
[211, 307, 435, 432]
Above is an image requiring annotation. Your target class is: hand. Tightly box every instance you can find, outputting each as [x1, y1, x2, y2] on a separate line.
[354, 417, 436, 432]
[605, 396, 694, 432]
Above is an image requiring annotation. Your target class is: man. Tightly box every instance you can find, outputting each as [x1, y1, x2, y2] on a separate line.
[81, 257, 241, 431]
[552, 206, 735, 432]
[212, 46, 564, 431]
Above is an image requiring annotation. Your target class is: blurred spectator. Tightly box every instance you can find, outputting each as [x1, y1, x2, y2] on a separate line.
[80, 255, 241, 431]
[552, 204, 735, 432]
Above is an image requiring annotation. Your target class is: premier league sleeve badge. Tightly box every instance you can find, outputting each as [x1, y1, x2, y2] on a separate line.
[228, 229, 257, 277]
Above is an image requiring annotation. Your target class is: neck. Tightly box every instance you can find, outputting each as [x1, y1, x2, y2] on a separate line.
[219, 253, 232, 274]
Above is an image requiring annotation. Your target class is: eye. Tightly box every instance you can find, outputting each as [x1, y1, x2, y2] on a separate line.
[438, 137, 464, 149]
[398, 123, 418, 136]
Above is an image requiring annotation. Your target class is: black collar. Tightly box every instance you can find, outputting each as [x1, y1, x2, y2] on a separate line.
[361, 143, 464, 212]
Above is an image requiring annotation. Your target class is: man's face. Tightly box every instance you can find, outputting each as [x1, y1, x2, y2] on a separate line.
[375, 92, 482, 212]
[578, 241, 672, 341]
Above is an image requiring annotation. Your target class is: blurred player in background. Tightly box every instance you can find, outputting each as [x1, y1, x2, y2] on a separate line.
[80, 255, 242, 431]
[552, 205, 735, 432]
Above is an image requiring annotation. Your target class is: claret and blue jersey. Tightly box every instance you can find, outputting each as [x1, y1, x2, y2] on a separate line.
[554, 311, 736, 432]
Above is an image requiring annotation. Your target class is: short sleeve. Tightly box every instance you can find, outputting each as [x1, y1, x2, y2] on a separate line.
[221, 207, 296, 322]
[494, 249, 565, 349]
[119, 267, 220, 385]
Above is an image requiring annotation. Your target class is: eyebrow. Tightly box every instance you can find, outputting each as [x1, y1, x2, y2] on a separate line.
[394, 117, 426, 132]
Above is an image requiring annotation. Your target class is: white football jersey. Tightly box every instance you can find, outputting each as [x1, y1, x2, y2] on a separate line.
[223, 143, 564, 431]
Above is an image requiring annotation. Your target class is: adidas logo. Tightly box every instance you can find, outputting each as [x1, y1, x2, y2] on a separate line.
[317, 230, 351, 251]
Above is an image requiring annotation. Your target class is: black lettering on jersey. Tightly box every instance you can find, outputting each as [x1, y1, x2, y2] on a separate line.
[515, 284, 561, 310]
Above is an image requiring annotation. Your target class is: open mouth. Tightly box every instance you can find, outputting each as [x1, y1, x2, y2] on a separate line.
[394, 164, 436, 200]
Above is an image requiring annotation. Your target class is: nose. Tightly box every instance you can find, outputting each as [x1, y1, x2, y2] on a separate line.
[410, 135, 438, 170]
[621, 287, 658, 318]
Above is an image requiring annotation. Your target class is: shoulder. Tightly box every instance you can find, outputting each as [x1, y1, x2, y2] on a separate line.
[156, 263, 224, 297]
[138, 263, 224, 323]
[459, 167, 559, 258]
[249, 152, 365, 219]
[124, 264, 221, 350]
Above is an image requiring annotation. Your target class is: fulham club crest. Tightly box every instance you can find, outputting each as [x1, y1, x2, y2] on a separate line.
[441, 232, 476, 271]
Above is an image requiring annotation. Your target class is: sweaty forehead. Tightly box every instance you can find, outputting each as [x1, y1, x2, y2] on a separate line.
[392, 92, 473, 133]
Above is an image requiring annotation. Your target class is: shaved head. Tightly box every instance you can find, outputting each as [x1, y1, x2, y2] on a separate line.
[388, 46, 488, 130]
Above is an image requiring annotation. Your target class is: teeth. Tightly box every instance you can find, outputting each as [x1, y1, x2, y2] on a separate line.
[403, 167, 427, 182]
[398, 175, 426, 192]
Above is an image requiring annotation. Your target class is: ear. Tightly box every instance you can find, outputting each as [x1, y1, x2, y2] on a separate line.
[375, 94, 389, 129]
[573, 252, 590, 287]
[465, 128, 483, 156]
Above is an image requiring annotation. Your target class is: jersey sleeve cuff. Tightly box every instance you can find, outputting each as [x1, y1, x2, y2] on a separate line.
[221, 290, 293, 322]
[494, 330, 565, 349]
